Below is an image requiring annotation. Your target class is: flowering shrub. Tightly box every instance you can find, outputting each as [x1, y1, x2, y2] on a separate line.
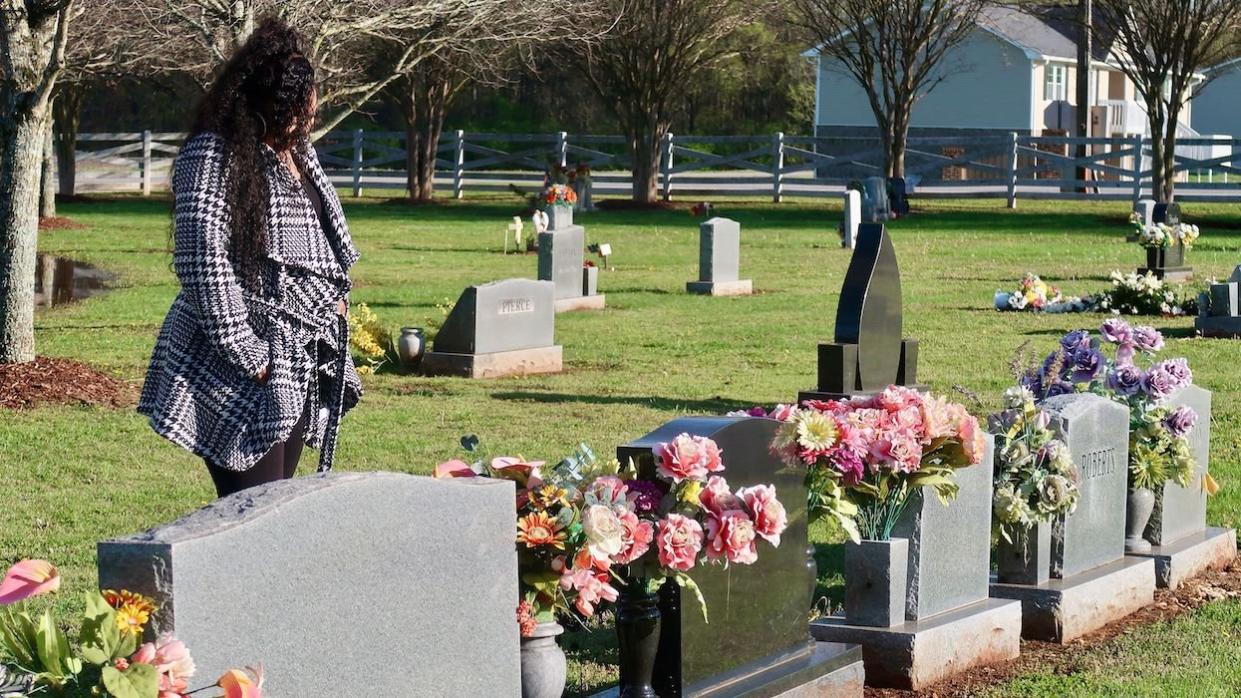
[995, 274, 1091, 313]
[543, 183, 578, 206]
[1017, 319, 1215, 493]
[1093, 271, 1196, 317]
[347, 302, 397, 374]
[0, 559, 262, 698]
[753, 386, 986, 541]
[989, 387, 1080, 542]
[437, 435, 787, 629]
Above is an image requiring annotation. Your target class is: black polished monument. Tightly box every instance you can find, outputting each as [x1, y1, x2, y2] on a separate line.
[799, 223, 922, 403]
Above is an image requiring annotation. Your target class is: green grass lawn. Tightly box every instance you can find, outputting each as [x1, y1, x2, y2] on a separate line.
[5, 193, 1241, 695]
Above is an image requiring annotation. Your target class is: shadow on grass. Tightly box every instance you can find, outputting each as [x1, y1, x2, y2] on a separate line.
[562, 613, 619, 698]
[814, 541, 845, 611]
[490, 391, 757, 414]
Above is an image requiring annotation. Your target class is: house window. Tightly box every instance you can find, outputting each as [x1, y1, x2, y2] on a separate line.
[1045, 65, 1067, 101]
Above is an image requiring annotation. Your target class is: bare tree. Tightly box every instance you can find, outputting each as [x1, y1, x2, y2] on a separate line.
[1, 0, 72, 364]
[790, 0, 988, 178]
[565, 0, 762, 203]
[1096, 0, 1241, 202]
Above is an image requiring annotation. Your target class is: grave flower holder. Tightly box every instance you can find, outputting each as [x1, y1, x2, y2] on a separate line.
[994, 521, 1052, 586]
[843, 538, 908, 627]
[1144, 242, 1185, 275]
[546, 204, 573, 231]
[1125, 487, 1156, 554]
[614, 586, 662, 698]
[519, 622, 567, 698]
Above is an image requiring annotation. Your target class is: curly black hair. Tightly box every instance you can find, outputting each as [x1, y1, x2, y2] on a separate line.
[179, 17, 318, 285]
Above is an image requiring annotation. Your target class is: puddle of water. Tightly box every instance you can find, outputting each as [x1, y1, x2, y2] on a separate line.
[34, 254, 117, 308]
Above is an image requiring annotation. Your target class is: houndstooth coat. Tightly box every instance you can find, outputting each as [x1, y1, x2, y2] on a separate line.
[139, 132, 362, 472]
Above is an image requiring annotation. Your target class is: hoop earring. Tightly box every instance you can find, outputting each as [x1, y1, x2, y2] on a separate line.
[256, 114, 268, 139]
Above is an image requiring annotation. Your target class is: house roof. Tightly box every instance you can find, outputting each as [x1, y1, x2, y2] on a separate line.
[978, 5, 1116, 63]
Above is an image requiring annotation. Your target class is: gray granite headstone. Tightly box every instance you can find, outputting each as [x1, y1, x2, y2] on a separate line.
[538, 225, 586, 300]
[892, 437, 995, 620]
[1209, 283, 1239, 317]
[1153, 203, 1181, 226]
[696, 217, 740, 283]
[1230, 265, 1241, 284]
[433, 278, 555, 354]
[1147, 385, 1211, 546]
[1041, 393, 1130, 578]
[546, 204, 573, 231]
[97, 472, 519, 698]
[842, 190, 861, 249]
[1134, 199, 1155, 228]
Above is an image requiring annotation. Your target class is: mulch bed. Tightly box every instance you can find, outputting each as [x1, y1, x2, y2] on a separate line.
[38, 216, 86, 231]
[0, 357, 137, 409]
[866, 558, 1241, 697]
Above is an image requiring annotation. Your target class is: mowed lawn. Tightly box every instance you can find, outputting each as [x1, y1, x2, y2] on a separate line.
[4, 194, 1241, 695]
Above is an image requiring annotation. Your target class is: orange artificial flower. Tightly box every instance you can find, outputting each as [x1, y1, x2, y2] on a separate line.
[103, 589, 157, 635]
[516, 511, 566, 550]
[217, 664, 264, 698]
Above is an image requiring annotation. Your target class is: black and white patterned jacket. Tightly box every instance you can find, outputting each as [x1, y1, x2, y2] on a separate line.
[139, 132, 362, 472]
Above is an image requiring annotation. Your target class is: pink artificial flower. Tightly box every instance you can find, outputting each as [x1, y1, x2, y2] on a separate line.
[656, 514, 704, 571]
[704, 510, 759, 565]
[656, 434, 724, 483]
[920, 395, 958, 441]
[769, 404, 798, 422]
[835, 420, 870, 457]
[559, 566, 618, 617]
[490, 457, 546, 486]
[738, 485, 788, 546]
[698, 475, 741, 516]
[892, 406, 926, 440]
[958, 414, 987, 465]
[875, 386, 923, 412]
[133, 633, 196, 697]
[873, 432, 922, 473]
[0, 559, 61, 605]
[613, 509, 655, 564]
[585, 475, 629, 509]
[433, 460, 476, 479]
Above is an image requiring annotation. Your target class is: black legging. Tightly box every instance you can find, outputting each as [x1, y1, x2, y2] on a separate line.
[206, 403, 310, 498]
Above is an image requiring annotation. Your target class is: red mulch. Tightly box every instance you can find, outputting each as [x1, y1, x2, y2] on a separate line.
[0, 357, 137, 409]
[866, 558, 1241, 697]
[38, 216, 86, 231]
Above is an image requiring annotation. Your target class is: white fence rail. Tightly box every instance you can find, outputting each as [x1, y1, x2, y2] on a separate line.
[69, 130, 1241, 204]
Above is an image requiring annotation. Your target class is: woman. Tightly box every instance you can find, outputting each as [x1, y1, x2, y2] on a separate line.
[139, 19, 362, 498]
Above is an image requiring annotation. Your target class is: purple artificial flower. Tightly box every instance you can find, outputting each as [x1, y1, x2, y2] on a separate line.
[1142, 366, 1178, 402]
[1106, 363, 1145, 396]
[1060, 329, 1092, 352]
[1159, 357, 1193, 388]
[1045, 380, 1076, 398]
[1100, 318, 1135, 345]
[1163, 405, 1198, 438]
[1020, 372, 1044, 400]
[1132, 325, 1165, 353]
[1069, 346, 1105, 383]
[831, 447, 865, 487]
[626, 480, 664, 515]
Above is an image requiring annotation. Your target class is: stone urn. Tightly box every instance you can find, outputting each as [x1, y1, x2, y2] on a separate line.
[546, 203, 573, 231]
[396, 327, 425, 369]
[843, 538, 908, 627]
[615, 587, 661, 698]
[520, 621, 566, 698]
[1125, 487, 1156, 554]
[994, 521, 1051, 585]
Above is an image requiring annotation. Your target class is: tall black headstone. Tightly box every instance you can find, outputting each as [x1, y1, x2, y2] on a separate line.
[1139, 203, 1192, 282]
[800, 223, 921, 403]
[614, 418, 863, 697]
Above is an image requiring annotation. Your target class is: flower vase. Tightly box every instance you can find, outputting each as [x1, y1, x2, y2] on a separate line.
[1125, 487, 1156, 554]
[546, 204, 573, 231]
[843, 538, 908, 627]
[520, 622, 566, 698]
[615, 588, 661, 698]
[396, 327, 425, 369]
[994, 521, 1051, 585]
[1145, 243, 1185, 275]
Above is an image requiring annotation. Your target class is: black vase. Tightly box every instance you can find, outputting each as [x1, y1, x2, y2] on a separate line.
[615, 588, 661, 698]
[1146, 243, 1185, 273]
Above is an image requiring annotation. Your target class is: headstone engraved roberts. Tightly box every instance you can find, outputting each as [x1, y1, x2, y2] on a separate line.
[421, 278, 563, 378]
[97, 473, 519, 698]
[991, 393, 1156, 643]
[538, 212, 605, 312]
[686, 217, 752, 297]
[799, 223, 922, 403]
[603, 417, 864, 698]
[1132, 385, 1236, 588]
[811, 440, 1022, 690]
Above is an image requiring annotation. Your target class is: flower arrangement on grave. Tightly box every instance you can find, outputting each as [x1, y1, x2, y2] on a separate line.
[1093, 270, 1196, 317]
[690, 202, 713, 217]
[994, 273, 1091, 313]
[989, 386, 1080, 543]
[1128, 211, 1146, 238]
[1136, 221, 1200, 250]
[543, 183, 577, 207]
[756, 386, 986, 542]
[436, 435, 788, 631]
[1016, 319, 1216, 496]
[0, 559, 263, 698]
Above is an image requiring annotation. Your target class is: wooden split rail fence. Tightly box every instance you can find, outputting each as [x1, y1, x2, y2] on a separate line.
[70, 130, 1241, 204]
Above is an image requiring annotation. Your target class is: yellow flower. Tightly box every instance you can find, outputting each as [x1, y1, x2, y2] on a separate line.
[679, 481, 703, 507]
[103, 589, 157, 635]
[529, 484, 571, 510]
[796, 410, 839, 451]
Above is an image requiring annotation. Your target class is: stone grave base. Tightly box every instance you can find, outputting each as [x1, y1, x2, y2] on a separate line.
[686, 279, 753, 297]
[990, 556, 1155, 643]
[554, 294, 606, 313]
[809, 599, 1020, 690]
[1138, 266, 1193, 283]
[1130, 527, 1236, 590]
[591, 642, 864, 698]
[1195, 316, 1241, 338]
[421, 346, 562, 379]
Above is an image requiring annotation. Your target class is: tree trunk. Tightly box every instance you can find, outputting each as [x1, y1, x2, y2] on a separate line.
[54, 84, 83, 198]
[39, 112, 56, 219]
[1075, 0, 1092, 189]
[1147, 107, 1172, 203]
[398, 72, 451, 203]
[0, 110, 51, 363]
[628, 120, 664, 204]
